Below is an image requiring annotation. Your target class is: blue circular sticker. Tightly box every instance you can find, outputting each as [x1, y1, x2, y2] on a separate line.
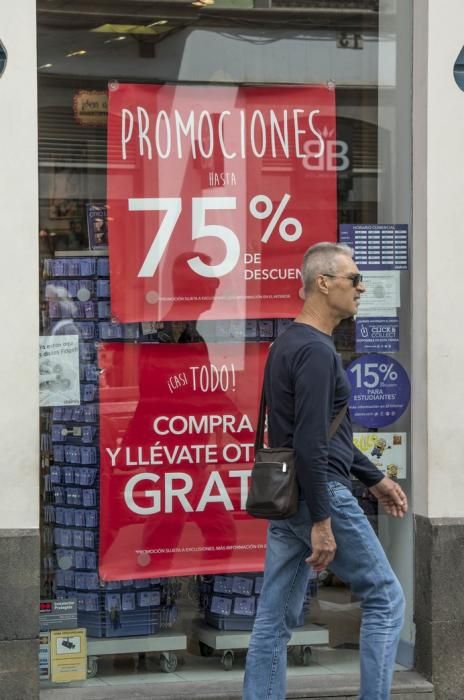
[346, 353, 410, 428]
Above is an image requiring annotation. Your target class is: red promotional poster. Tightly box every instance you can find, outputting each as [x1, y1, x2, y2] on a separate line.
[98, 342, 269, 580]
[107, 83, 337, 322]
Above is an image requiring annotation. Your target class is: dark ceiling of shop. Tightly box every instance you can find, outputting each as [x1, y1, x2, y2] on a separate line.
[37, 0, 380, 29]
[37, 0, 382, 81]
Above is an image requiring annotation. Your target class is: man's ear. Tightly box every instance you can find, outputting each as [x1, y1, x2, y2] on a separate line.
[316, 274, 329, 296]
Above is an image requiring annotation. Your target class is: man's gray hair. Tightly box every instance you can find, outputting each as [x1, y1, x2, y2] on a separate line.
[301, 242, 354, 293]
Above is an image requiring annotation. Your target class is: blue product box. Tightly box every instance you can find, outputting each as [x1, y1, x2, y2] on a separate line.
[210, 596, 232, 616]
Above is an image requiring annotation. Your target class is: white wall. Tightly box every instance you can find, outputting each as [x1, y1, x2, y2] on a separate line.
[412, 0, 464, 518]
[0, 2, 39, 529]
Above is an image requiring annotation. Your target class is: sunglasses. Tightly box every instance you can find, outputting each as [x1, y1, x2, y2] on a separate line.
[322, 273, 363, 287]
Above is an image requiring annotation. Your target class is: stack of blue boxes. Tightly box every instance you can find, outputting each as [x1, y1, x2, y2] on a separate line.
[201, 573, 263, 630]
[42, 256, 179, 638]
[200, 572, 317, 631]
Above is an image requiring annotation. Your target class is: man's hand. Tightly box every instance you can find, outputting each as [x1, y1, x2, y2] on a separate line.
[369, 476, 408, 518]
[306, 518, 336, 572]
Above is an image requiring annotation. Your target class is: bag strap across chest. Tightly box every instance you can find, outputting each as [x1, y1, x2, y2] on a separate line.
[254, 383, 347, 453]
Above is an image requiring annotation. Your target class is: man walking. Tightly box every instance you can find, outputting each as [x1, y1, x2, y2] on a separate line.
[243, 242, 407, 700]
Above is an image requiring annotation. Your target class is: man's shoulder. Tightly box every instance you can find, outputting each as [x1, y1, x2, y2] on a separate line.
[269, 326, 336, 373]
[273, 324, 334, 354]
[294, 337, 336, 368]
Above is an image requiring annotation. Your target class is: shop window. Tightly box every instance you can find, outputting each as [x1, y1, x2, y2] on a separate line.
[38, 0, 413, 687]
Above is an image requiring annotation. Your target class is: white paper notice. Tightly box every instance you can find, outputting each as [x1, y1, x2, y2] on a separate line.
[39, 335, 80, 407]
[357, 307, 398, 318]
[357, 271, 400, 316]
[353, 432, 407, 479]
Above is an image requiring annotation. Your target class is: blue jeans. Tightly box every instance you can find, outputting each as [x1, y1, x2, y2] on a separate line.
[243, 481, 405, 700]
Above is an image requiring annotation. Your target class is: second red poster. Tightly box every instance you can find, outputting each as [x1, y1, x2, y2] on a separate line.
[99, 342, 269, 580]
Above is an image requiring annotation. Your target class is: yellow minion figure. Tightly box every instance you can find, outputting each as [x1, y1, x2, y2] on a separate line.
[371, 437, 387, 459]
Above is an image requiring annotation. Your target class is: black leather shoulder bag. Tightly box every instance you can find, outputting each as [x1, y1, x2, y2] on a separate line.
[246, 385, 347, 520]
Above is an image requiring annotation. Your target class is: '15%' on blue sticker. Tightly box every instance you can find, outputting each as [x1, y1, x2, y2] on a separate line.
[346, 353, 410, 428]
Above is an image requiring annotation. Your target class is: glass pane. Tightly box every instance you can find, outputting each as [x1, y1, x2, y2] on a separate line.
[38, 0, 413, 687]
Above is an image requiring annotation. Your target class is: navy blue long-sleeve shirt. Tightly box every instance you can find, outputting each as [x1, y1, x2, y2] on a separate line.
[264, 322, 383, 522]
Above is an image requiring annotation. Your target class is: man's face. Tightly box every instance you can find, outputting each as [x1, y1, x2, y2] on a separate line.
[324, 255, 365, 319]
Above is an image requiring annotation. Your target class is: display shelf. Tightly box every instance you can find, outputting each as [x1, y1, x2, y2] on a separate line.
[54, 250, 108, 257]
[86, 630, 187, 676]
[191, 621, 328, 670]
